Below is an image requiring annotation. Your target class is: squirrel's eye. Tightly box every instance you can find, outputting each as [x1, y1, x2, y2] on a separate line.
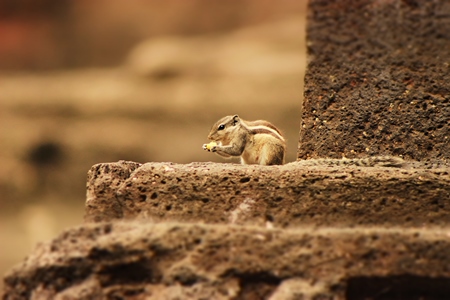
[218, 124, 225, 130]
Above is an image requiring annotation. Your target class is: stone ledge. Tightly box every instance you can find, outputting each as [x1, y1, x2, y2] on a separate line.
[3, 222, 450, 299]
[85, 160, 450, 227]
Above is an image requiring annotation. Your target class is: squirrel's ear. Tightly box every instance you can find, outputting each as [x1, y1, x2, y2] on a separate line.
[232, 115, 239, 125]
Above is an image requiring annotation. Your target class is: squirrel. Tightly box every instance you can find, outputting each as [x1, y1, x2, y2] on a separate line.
[202, 114, 286, 165]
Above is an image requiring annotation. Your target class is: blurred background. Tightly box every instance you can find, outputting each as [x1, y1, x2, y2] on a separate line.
[0, 0, 307, 285]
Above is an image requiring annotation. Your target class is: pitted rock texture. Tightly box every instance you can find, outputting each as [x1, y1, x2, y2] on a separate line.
[85, 161, 142, 222]
[299, 0, 450, 160]
[85, 160, 450, 227]
[4, 222, 450, 299]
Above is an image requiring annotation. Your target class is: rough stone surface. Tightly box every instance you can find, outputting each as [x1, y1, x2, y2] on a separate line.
[85, 161, 142, 222]
[299, 0, 450, 160]
[4, 222, 450, 299]
[84, 160, 450, 227]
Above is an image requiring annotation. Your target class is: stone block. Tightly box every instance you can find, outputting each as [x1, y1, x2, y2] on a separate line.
[3, 222, 450, 299]
[84, 160, 450, 227]
[299, 0, 450, 160]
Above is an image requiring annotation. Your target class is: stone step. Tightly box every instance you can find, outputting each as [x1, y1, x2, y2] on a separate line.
[85, 160, 450, 227]
[4, 221, 450, 299]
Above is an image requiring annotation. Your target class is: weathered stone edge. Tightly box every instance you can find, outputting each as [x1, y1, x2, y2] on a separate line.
[3, 222, 450, 299]
[85, 161, 450, 227]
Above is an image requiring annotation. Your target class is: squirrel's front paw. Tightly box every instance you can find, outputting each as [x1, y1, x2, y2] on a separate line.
[203, 141, 217, 152]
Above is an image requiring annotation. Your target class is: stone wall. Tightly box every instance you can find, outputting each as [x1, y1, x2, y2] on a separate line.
[299, 0, 450, 160]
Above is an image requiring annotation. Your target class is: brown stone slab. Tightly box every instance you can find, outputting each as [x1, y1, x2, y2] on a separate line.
[3, 222, 450, 299]
[299, 0, 450, 160]
[84, 161, 450, 227]
[85, 160, 142, 222]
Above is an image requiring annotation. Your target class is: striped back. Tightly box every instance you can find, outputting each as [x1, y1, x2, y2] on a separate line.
[243, 120, 285, 142]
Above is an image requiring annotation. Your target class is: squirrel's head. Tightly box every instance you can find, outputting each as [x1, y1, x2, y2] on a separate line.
[207, 114, 241, 144]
